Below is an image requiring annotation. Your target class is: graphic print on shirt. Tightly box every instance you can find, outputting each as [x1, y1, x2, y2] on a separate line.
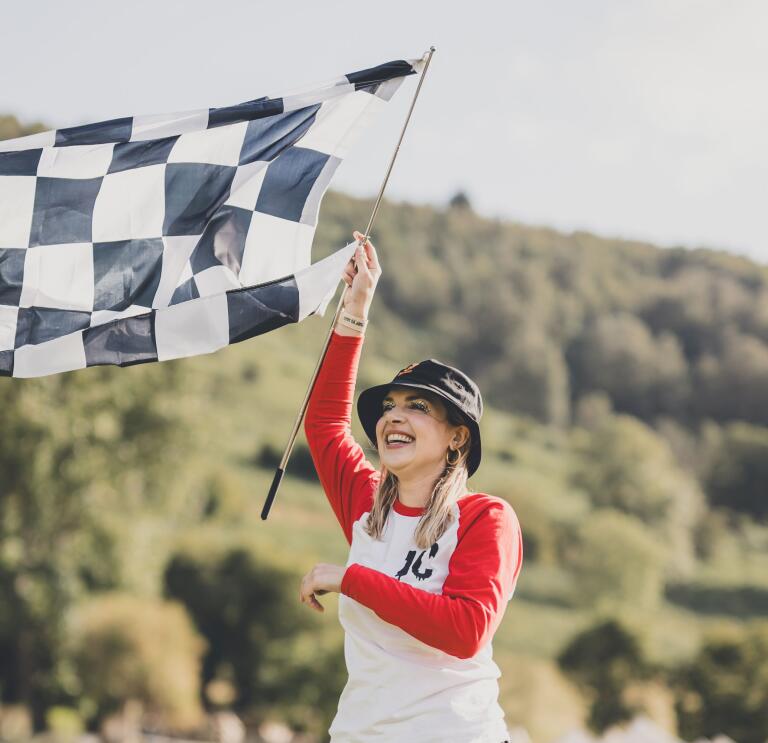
[347, 507, 459, 599]
[394, 542, 439, 581]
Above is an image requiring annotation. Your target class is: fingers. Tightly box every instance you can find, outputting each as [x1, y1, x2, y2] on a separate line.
[352, 231, 371, 259]
[299, 572, 325, 613]
[342, 242, 360, 286]
[341, 230, 381, 289]
[342, 260, 356, 287]
[299, 587, 324, 612]
[357, 233, 380, 272]
[355, 246, 372, 280]
[353, 229, 367, 246]
[351, 231, 378, 279]
[352, 230, 380, 273]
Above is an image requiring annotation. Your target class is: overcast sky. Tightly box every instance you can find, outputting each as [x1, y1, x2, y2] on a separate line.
[3, 1, 766, 263]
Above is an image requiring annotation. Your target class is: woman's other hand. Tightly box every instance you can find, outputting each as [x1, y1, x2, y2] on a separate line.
[341, 231, 381, 320]
[299, 562, 347, 613]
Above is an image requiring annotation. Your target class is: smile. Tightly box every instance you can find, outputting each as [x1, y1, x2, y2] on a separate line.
[386, 433, 415, 446]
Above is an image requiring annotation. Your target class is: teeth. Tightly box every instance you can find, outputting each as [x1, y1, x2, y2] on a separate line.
[387, 433, 414, 444]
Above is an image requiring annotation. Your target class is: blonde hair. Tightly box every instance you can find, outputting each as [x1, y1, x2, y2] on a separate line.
[363, 404, 472, 550]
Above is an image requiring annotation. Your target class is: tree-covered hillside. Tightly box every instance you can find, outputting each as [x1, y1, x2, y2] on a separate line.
[314, 190, 768, 430]
[1, 113, 767, 742]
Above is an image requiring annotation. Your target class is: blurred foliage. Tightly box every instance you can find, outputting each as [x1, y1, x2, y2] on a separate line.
[690, 508, 732, 562]
[313, 193, 768, 435]
[569, 313, 688, 420]
[448, 190, 472, 210]
[0, 364, 191, 729]
[2, 113, 768, 738]
[571, 415, 705, 579]
[46, 705, 84, 736]
[705, 422, 768, 521]
[67, 593, 205, 731]
[507, 494, 560, 566]
[673, 622, 768, 743]
[499, 652, 587, 740]
[567, 510, 666, 612]
[0, 115, 46, 141]
[253, 441, 319, 483]
[558, 618, 650, 733]
[666, 582, 768, 618]
[163, 546, 346, 738]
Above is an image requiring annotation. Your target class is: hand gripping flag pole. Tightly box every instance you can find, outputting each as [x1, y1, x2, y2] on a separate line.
[261, 46, 436, 520]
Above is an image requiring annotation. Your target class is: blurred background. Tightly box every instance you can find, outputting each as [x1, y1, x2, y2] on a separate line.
[1, 2, 767, 742]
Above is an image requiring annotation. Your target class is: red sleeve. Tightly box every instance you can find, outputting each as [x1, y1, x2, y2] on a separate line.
[304, 330, 379, 544]
[340, 498, 523, 659]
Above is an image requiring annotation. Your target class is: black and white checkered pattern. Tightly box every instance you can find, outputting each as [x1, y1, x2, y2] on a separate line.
[0, 58, 419, 377]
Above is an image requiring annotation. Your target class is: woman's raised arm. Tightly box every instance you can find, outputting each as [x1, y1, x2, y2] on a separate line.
[303, 232, 383, 543]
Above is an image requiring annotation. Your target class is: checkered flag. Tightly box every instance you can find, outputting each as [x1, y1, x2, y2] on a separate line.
[0, 59, 420, 377]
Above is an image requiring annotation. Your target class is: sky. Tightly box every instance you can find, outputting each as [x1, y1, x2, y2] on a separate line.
[2, 1, 766, 263]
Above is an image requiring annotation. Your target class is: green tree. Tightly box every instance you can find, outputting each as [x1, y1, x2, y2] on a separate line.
[571, 415, 705, 578]
[674, 622, 768, 743]
[448, 191, 472, 210]
[568, 509, 666, 611]
[482, 323, 571, 426]
[640, 266, 753, 360]
[0, 364, 188, 730]
[568, 313, 689, 419]
[68, 594, 205, 732]
[695, 329, 768, 425]
[163, 547, 346, 737]
[558, 619, 648, 733]
[705, 422, 768, 521]
[509, 494, 560, 565]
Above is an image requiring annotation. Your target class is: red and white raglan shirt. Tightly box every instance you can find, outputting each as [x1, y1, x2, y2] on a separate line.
[305, 331, 524, 743]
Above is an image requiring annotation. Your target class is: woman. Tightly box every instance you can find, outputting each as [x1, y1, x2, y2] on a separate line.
[300, 231, 523, 742]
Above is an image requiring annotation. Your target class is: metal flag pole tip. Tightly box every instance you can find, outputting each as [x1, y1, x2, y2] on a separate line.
[261, 47, 437, 520]
[359, 45, 437, 250]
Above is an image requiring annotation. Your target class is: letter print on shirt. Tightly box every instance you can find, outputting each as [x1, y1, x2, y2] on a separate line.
[394, 542, 439, 581]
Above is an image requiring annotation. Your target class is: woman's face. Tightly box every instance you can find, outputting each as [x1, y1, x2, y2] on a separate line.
[374, 386, 467, 477]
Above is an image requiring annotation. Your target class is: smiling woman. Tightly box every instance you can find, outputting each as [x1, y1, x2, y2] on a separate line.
[299, 231, 524, 742]
[361, 382, 474, 552]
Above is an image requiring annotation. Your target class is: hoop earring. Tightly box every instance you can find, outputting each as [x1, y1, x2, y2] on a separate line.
[446, 448, 460, 466]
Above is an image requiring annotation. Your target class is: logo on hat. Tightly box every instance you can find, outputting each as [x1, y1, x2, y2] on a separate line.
[396, 362, 418, 377]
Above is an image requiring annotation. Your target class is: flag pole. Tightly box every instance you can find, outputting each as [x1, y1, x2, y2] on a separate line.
[261, 46, 437, 520]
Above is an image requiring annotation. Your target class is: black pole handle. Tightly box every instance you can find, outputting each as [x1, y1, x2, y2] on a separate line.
[261, 467, 285, 520]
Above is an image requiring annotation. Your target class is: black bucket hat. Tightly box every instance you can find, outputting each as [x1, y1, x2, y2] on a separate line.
[357, 359, 483, 476]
